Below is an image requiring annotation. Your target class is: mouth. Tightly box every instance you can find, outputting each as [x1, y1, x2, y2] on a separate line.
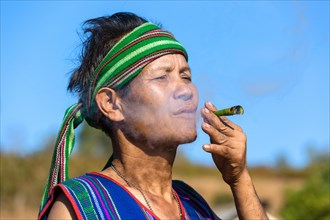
[173, 106, 197, 116]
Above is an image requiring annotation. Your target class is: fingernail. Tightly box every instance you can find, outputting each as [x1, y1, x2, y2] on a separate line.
[206, 101, 214, 108]
[203, 144, 210, 151]
[204, 108, 210, 114]
[203, 122, 210, 128]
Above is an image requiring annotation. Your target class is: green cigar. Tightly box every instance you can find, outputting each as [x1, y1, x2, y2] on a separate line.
[213, 105, 244, 116]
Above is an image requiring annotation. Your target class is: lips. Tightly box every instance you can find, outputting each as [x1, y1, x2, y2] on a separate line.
[173, 105, 197, 115]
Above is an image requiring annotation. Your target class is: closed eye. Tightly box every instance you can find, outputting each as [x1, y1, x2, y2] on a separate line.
[180, 66, 192, 82]
[180, 72, 192, 82]
[153, 75, 168, 80]
[182, 75, 192, 81]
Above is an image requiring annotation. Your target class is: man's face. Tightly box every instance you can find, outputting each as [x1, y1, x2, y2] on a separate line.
[120, 54, 198, 149]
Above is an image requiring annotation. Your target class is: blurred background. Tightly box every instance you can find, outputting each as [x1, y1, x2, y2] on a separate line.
[1, 1, 329, 219]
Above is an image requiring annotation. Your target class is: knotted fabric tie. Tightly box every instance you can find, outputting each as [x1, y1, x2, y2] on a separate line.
[39, 22, 188, 210]
[40, 103, 83, 208]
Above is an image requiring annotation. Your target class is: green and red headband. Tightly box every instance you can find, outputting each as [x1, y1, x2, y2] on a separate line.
[39, 22, 188, 210]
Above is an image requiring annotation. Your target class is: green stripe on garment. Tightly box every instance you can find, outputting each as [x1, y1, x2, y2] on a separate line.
[39, 22, 188, 214]
[68, 179, 97, 219]
[40, 103, 83, 209]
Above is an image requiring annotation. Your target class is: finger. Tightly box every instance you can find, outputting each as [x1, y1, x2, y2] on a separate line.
[202, 122, 228, 145]
[204, 101, 217, 111]
[201, 107, 235, 136]
[203, 143, 230, 157]
[202, 121, 246, 150]
[201, 101, 217, 122]
[203, 142, 246, 162]
[204, 101, 243, 133]
[219, 116, 243, 132]
[201, 107, 220, 125]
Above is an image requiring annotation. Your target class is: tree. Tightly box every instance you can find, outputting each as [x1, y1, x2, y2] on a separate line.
[75, 121, 113, 157]
[280, 150, 330, 219]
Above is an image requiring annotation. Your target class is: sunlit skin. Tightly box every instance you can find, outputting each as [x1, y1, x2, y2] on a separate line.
[119, 53, 198, 151]
[49, 54, 198, 219]
[102, 54, 198, 219]
[201, 103, 267, 219]
[48, 53, 268, 219]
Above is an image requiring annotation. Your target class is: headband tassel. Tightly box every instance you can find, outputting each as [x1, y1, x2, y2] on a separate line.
[39, 103, 83, 210]
[39, 21, 188, 212]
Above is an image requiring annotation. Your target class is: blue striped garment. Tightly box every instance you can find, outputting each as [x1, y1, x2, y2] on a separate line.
[39, 172, 220, 220]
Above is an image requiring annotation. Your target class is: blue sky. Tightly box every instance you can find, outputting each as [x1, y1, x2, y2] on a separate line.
[1, 1, 329, 168]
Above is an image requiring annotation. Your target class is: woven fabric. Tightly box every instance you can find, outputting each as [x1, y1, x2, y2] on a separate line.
[38, 173, 220, 220]
[39, 22, 188, 211]
[87, 22, 188, 110]
[173, 180, 220, 219]
[40, 103, 83, 209]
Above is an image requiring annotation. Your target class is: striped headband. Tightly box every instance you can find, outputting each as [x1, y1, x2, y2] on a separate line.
[39, 22, 188, 211]
[87, 22, 188, 110]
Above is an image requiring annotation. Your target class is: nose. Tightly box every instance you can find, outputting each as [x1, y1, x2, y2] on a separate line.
[173, 81, 195, 101]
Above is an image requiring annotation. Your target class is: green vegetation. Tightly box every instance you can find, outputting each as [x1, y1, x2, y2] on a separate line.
[280, 151, 330, 220]
[1, 123, 329, 219]
[211, 192, 234, 206]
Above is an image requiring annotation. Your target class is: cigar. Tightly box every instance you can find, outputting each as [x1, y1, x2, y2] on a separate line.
[213, 105, 244, 116]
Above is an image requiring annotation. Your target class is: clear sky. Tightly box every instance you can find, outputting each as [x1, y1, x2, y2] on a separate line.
[1, 1, 329, 168]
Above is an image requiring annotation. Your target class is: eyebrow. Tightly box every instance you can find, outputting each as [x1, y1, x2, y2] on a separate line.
[150, 65, 191, 73]
[179, 66, 191, 74]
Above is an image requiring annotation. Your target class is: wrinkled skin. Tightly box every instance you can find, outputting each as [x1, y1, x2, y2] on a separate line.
[48, 54, 268, 220]
[201, 101, 247, 185]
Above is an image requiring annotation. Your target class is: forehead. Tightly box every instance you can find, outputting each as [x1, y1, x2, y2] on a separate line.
[141, 54, 189, 75]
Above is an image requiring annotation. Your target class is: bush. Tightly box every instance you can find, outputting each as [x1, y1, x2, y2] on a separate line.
[280, 153, 330, 219]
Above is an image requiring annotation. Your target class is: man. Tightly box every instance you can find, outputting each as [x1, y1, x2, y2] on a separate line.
[39, 12, 268, 219]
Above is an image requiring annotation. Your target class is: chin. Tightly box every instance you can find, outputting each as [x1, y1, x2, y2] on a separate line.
[187, 132, 198, 143]
[176, 129, 197, 145]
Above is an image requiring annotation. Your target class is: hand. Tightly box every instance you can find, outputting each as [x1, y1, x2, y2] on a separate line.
[201, 101, 247, 186]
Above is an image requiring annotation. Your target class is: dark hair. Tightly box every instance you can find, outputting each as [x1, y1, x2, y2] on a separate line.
[68, 12, 147, 135]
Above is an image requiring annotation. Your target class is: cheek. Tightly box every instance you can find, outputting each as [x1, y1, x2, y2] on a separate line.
[192, 83, 199, 101]
[141, 88, 170, 114]
[132, 83, 163, 104]
[122, 97, 165, 135]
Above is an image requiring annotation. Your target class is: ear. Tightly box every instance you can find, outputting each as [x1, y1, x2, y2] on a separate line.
[95, 87, 124, 122]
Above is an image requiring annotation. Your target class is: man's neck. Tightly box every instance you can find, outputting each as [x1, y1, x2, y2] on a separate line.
[108, 130, 178, 196]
